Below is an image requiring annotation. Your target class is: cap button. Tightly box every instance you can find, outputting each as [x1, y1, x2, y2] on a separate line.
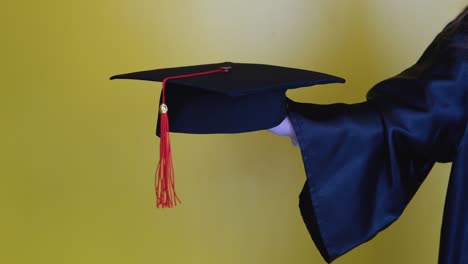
[160, 104, 168, 114]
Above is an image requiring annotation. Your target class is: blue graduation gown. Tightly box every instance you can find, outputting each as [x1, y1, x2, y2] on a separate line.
[288, 13, 468, 263]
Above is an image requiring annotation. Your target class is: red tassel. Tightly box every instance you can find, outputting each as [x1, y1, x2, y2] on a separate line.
[155, 103, 181, 208]
[154, 67, 231, 208]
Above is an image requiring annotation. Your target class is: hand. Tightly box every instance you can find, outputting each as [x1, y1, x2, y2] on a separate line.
[267, 116, 298, 146]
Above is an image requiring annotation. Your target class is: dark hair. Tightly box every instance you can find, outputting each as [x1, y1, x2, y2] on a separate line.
[441, 5, 468, 49]
[453, 5, 468, 23]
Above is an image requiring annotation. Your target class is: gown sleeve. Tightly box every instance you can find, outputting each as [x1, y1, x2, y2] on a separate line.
[289, 14, 468, 263]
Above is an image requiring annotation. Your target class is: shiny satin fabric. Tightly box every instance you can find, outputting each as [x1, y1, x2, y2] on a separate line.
[289, 10, 468, 263]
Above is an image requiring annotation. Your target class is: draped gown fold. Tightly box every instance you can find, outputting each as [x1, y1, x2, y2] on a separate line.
[288, 13, 468, 264]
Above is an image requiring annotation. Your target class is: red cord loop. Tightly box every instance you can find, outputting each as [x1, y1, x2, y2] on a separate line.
[155, 67, 230, 208]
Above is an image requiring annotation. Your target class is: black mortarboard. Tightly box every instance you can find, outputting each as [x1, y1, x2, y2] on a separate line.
[111, 62, 345, 135]
[110, 62, 345, 208]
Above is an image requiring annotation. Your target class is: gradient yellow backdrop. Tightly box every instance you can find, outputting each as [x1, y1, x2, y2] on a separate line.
[2, 1, 466, 263]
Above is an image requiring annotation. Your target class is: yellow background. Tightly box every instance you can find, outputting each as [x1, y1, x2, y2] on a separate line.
[2, 0, 466, 263]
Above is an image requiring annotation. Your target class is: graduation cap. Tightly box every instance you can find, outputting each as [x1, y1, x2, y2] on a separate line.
[110, 62, 345, 208]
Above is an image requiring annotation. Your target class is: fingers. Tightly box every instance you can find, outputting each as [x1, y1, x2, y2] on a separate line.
[267, 116, 294, 136]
